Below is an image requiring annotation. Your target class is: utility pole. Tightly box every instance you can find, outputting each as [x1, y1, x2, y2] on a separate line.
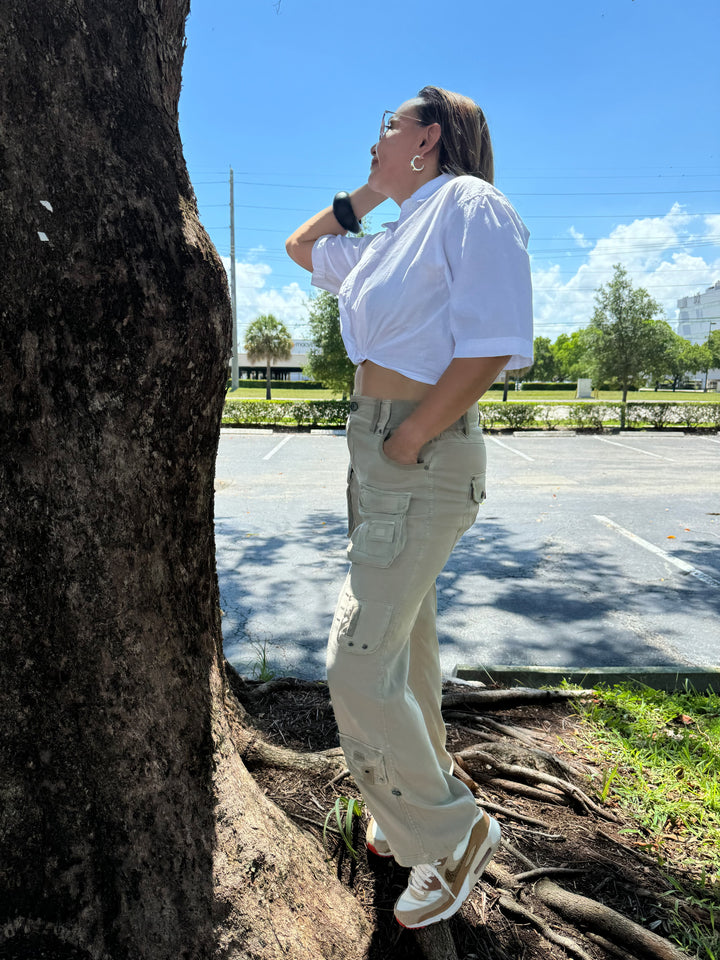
[229, 166, 239, 389]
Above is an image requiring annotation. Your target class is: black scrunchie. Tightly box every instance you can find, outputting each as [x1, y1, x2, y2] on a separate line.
[332, 192, 361, 234]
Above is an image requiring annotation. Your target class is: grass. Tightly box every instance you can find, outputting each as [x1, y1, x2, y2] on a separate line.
[572, 683, 720, 958]
[225, 385, 720, 403]
[226, 386, 343, 400]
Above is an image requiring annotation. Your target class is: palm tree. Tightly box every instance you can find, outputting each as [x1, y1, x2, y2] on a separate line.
[244, 314, 293, 399]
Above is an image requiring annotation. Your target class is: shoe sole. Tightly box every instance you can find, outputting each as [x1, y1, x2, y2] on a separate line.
[396, 816, 501, 929]
[367, 841, 394, 858]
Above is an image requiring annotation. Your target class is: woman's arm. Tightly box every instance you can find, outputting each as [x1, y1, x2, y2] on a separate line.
[285, 183, 386, 272]
[383, 355, 511, 464]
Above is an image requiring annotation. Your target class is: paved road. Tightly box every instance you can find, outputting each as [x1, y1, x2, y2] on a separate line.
[214, 429, 719, 679]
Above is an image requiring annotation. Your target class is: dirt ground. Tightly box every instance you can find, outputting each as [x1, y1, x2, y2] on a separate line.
[234, 674, 715, 960]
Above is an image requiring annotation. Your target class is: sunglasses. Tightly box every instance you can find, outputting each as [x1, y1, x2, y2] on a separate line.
[379, 109, 429, 140]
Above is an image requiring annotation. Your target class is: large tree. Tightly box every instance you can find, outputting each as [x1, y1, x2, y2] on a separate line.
[304, 291, 356, 397]
[244, 313, 293, 399]
[0, 4, 370, 958]
[551, 329, 592, 382]
[586, 264, 664, 404]
[681, 341, 714, 392]
[528, 336, 558, 381]
[643, 321, 685, 390]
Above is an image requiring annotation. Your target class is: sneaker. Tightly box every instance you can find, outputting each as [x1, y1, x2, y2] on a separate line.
[394, 811, 501, 928]
[366, 817, 393, 858]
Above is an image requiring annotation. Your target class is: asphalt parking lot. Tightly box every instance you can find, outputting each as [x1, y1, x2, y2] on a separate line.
[214, 430, 719, 680]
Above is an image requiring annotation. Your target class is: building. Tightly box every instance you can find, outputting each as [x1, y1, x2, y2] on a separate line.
[676, 281, 720, 389]
[235, 339, 314, 380]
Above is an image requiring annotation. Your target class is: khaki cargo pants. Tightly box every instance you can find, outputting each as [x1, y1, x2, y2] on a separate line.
[326, 396, 486, 867]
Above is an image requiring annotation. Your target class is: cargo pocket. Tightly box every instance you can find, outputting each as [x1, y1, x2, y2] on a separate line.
[347, 482, 411, 568]
[339, 734, 389, 787]
[471, 474, 486, 504]
[329, 580, 394, 655]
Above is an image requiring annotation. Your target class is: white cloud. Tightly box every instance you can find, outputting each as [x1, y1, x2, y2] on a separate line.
[532, 207, 720, 341]
[569, 226, 592, 248]
[220, 256, 310, 347]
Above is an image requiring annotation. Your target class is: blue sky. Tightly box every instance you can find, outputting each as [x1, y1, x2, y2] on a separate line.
[179, 0, 719, 346]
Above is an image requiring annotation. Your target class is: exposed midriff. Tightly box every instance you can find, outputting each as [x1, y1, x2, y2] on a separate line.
[353, 359, 432, 401]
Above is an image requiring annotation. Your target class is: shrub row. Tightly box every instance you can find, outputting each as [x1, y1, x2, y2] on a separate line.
[223, 399, 351, 426]
[518, 381, 578, 391]
[226, 379, 324, 390]
[222, 399, 720, 430]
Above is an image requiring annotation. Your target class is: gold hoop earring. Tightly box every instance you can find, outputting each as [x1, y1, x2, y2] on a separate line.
[410, 155, 425, 173]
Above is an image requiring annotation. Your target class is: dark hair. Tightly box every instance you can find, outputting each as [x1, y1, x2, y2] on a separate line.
[415, 86, 494, 185]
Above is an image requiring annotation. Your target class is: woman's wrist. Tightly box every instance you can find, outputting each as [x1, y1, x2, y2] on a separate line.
[349, 183, 387, 218]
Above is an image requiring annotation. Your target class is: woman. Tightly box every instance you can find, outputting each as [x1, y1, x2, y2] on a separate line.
[286, 86, 533, 928]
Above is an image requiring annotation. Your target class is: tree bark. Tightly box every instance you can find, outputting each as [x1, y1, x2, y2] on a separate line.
[0, 3, 370, 958]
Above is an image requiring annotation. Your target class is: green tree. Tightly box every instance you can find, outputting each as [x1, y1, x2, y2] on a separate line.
[706, 328, 720, 370]
[528, 336, 558, 380]
[680, 341, 713, 391]
[244, 313, 293, 399]
[644, 321, 684, 390]
[304, 291, 356, 397]
[552, 329, 592, 381]
[586, 264, 664, 404]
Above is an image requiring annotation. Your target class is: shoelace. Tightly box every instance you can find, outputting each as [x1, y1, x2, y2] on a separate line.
[408, 860, 443, 894]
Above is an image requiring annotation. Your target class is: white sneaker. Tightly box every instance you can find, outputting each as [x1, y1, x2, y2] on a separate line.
[366, 817, 393, 858]
[394, 811, 501, 928]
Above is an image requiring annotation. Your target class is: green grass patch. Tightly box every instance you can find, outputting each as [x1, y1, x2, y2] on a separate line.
[573, 683, 720, 957]
[226, 386, 341, 400]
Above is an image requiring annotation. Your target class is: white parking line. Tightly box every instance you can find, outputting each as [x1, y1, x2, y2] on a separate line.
[594, 515, 720, 588]
[262, 435, 292, 460]
[594, 436, 676, 462]
[486, 435, 535, 462]
[705, 438, 720, 445]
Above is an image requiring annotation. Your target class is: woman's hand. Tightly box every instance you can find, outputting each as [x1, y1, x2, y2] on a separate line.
[383, 427, 423, 465]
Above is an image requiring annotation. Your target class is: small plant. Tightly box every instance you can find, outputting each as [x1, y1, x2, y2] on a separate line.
[248, 639, 276, 682]
[600, 764, 619, 802]
[323, 796, 364, 861]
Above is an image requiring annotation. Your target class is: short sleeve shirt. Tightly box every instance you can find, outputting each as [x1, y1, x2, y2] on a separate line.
[311, 173, 534, 384]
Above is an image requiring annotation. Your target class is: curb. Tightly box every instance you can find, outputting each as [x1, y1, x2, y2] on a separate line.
[453, 664, 720, 694]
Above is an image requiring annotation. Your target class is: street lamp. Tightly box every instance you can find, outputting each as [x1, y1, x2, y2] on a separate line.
[704, 320, 717, 392]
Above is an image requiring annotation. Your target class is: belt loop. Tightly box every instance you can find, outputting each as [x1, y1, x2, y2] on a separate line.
[374, 399, 392, 435]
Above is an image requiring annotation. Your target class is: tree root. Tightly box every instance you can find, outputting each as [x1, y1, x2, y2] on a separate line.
[585, 930, 646, 960]
[513, 866, 586, 883]
[441, 687, 596, 711]
[487, 852, 689, 960]
[476, 774, 567, 805]
[534, 879, 689, 960]
[474, 797, 552, 830]
[412, 922, 460, 960]
[458, 746, 618, 821]
[498, 895, 595, 960]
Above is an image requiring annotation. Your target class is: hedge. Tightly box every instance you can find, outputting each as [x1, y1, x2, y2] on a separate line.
[519, 381, 577, 391]
[222, 398, 720, 430]
[226, 379, 324, 391]
[223, 399, 351, 426]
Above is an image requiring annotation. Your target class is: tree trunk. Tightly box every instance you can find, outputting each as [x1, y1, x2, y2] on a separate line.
[265, 360, 272, 399]
[0, 4, 370, 958]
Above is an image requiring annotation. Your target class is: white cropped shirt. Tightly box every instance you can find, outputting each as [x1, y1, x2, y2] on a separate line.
[311, 173, 533, 384]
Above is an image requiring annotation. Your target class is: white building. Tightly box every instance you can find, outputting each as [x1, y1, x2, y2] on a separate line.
[235, 338, 314, 380]
[675, 281, 720, 389]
